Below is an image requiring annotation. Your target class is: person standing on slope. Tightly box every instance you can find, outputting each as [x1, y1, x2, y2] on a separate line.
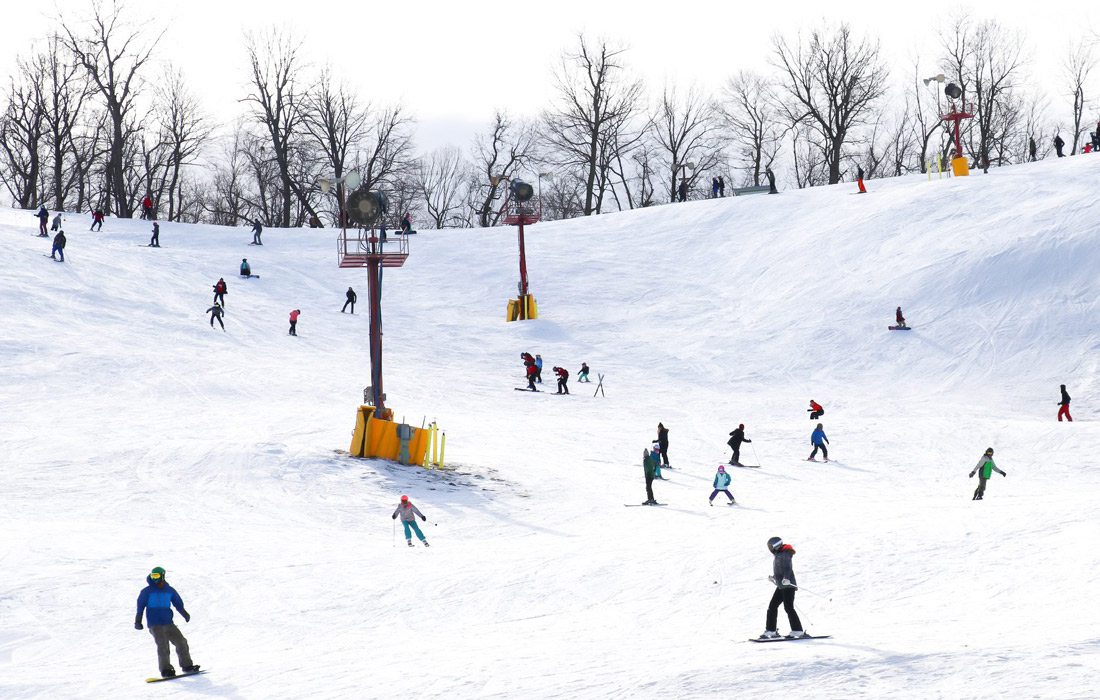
[1058, 384, 1072, 422]
[392, 495, 430, 547]
[642, 445, 660, 505]
[149, 221, 160, 247]
[534, 354, 544, 383]
[35, 205, 49, 236]
[553, 366, 569, 394]
[895, 306, 907, 328]
[969, 447, 1006, 500]
[718, 175, 725, 197]
[342, 287, 357, 314]
[212, 278, 227, 307]
[657, 422, 670, 468]
[206, 302, 225, 331]
[134, 566, 199, 678]
[90, 208, 104, 232]
[760, 537, 805, 639]
[856, 164, 867, 194]
[727, 424, 751, 466]
[288, 309, 300, 336]
[650, 443, 666, 480]
[808, 423, 829, 462]
[578, 362, 591, 383]
[677, 178, 689, 202]
[250, 219, 263, 245]
[141, 194, 154, 220]
[808, 400, 824, 420]
[51, 213, 62, 232]
[709, 465, 735, 505]
[1054, 134, 1065, 158]
[51, 230, 66, 262]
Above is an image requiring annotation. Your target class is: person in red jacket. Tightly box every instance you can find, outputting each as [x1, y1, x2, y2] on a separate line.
[553, 366, 570, 394]
[525, 362, 538, 391]
[895, 306, 907, 328]
[288, 309, 300, 336]
[808, 400, 824, 420]
[141, 195, 154, 220]
[90, 209, 105, 231]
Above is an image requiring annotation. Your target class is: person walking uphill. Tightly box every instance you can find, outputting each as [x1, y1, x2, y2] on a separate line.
[710, 465, 735, 505]
[288, 309, 300, 336]
[342, 287, 357, 314]
[553, 366, 569, 394]
[135, 566, 199, 678]
[1058, 384, 1072, 422]
[657, 423, 670, 467]
[392, 495, 430, 547]
[35, 205, 49, 236]
[727, 424, 751, 466]
[808, 423, 829, 462]
[51, 230, 66, 262]
[969, 447, 1006, 500]
[760, 537, 804, 639]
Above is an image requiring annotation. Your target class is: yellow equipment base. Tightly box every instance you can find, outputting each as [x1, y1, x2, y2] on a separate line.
[951, 157, 970, 177]
[506, 294, 538, 322]
[349, 406, 430, 464]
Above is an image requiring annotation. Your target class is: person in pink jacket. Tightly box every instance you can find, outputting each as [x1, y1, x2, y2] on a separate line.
[288, 309, 300, 336]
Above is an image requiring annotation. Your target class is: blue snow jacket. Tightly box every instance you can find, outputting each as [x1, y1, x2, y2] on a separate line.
[811, 428, 828, 445]
[713, 471, 731, 489]
[136, 576, 187, 626]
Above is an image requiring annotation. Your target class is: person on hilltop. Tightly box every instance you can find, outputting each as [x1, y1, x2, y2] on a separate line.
[727, 424, 751, 466]
[149, 221, 160, 247]
[342, 287, 357, 314]
[240, 258, 252, 278]
[250, 219, 263, 245]
[141, 194, 154, 220]
[718, 175, 725, 197]
[709, 465, 735, 506]
[35, 205, 49, 236]
[392, 495, 430, 547]
[1058, 384, 1072, 422]
[807, 423, 829, 462]
[808, 400, 824, 420]
[578, 362, 591, 383]
[677, 178, 689, 203]
[288, 309, 300, 336]
[134, 566, 199, 678]
[856, 164, 867, 194]
[212, 278, 227, 307]
[399, 212, 413, 234]
[711, 177, 720, 199]
[51, 230, 66, 262]
[657, 422, 670, 468]
[90, 208, 105, 231]
[553, 366, 570, 394]
[969, 447, 1006, 500]
[1054, 134, 1065, 158]
[759, 537, 805, 639]
[206, 302, 225, 331]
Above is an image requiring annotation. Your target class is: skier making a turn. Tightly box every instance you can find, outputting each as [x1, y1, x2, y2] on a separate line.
[760, 537, 805, 639]
[135, 567, 200, 678]
[206, 302, 225, 331]
[709, 465, 735, 505]
[727, 424, 751, 466]
[969, 447, 1006, 500]
[808, 424, 829, 462]
[392, 495, 430, 547]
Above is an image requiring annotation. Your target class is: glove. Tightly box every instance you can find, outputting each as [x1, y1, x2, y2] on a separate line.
[969, 471, 975, 478]
[1001, 471, 1007, 477]
[420, 516, 427, 522]
[392, 514, 397, 520]
[781, 578, 793, 587]
[135, 621, 143, 630]
[182, 611, 191, 623]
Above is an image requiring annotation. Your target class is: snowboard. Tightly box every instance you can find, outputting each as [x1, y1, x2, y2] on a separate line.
[146, 670, 207, 683]
[241, 274, 260, 279]
[888, 325, 911, 331]
[625, 503, 666, 507]
[749, 635, 830, 643]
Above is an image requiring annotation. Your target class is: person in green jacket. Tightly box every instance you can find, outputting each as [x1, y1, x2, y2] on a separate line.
[969, 447, 1006, 500]
[642, 447, 660, 505]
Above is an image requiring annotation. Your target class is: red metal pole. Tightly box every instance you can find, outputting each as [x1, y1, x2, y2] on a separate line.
[368, 244, 384, 412]
[953, 117, 962, 158]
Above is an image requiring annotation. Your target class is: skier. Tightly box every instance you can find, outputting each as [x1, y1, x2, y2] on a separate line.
[651, 443, 666, 480]
[250, 219, 263, 245]
[50, 213, 62, 231]
[51, 230, 66, 262]
[392, 495, 430, 547]
[1058, 384, 1072, 422]
[212, 278, 227, 307]
[149, 221, 160, 247]
[677, 178, 688, 202]
[727, 424, 751, 466]
[969, 447, 1006, 500]
[808, 423, 829, 462]
[134, 566, 199, 678]
[709, 465, 735, 505]
[288, 309, 300, 336]
[1054, 134, 1065, 158]
[399, 212, 413, 234]
[206, 302, 225, 331]
[141, 194, 154, 220]
[718, 175, 725, 197]
[35, 205, 49, 236]
[807, 400, 824, 420]
[642, 445, 659, 505]
[553, 366, 569, 394]
[534, 354, 544, 383]
[578, 362, 591, 382]
[657, 422, 670, 468]
[856, 164, 867, 194]
[895, 306, 907, 328]
[90, 209, 104, 231]
[342, 287, 357, 313]
[760, 537, 804, 639]
[240, 258, 252, 278]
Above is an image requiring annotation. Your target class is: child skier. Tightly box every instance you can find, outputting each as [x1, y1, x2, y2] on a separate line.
[578, 362, 591, 382]
[206, 302, 225, 331]
[808, 400, 824, 420]
[149, 221, 160, 247]
[1058, 384, 1072, 422]
[553, 366, 569, 394]
[642, 446, 659, 505]
[727, 424, 751, 466]
[760, 537, 805, 639]
[969, 447, 1006, 500]
[50, 213, 62, 231]
[289, 309, 300, 336]
[134, 566, 199, 678]
[650, 443, 666, 480]
[534, 354, 544, 383]
[808, 423, 828, 462]
[392, 495, 430, 547]
[709, 465, 735, 505]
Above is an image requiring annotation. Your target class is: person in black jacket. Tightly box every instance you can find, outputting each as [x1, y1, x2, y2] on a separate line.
[1054, 134, 1065, 157]
[657, 423, 670, 467]
[36, 205, 49, 236]
[149, 221, 160, 247]
[250, 219, 263, 245]
[1058, 384, 1072, 422]
[677, 178, 688, 202]
[51, 230, 67, 261]
[206, 302, 225, 331]
[727, 424, 751, 466]
[760, 536, 804, 639]
[342, 287, 357, 314]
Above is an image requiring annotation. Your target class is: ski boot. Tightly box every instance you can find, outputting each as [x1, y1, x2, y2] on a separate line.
[182, 665, 201, 674]
[161, 667, 176, 678]
[758, 630, 780, 640]
[787, 630, 807, 639]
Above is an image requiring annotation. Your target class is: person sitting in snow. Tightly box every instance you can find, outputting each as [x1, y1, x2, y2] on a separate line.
[392, 495, 430, 547]
[240, 258, 252, 278]
[710, 465, 735, 505]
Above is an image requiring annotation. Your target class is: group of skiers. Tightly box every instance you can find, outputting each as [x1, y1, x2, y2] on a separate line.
[519, 353, 590, 393]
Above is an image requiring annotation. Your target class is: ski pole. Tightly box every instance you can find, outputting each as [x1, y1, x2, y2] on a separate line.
[751, 443, 761, 467]
[392, 518, 396, 547]
[793, 585, 832, 602]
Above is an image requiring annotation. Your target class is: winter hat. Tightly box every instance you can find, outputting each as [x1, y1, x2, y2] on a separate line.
[651, 443, 661, 452]
[150, 566, 166, 581]
[767, 537, 783, 553]
[717, 466, 726, 473]
[984, 447, 994, 455]
[738, 423, 744, 430]
[400, 495, 409, 503]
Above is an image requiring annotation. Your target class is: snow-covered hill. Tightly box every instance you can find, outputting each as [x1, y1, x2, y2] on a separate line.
[2, 156, 1099, 698]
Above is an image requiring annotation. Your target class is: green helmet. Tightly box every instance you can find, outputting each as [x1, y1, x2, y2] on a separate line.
[150, 566, 166, 582]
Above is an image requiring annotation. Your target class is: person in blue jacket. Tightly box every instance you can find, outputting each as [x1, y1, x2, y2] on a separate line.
[534, 354, 544, 383]
[807, 423, 829, 462]
[135, 566, 199, 678]
[709, 465, 735, 505]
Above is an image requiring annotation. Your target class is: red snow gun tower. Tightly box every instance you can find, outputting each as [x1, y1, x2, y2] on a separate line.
[941, 82, 974, 177]
[502, 178, 540, 322]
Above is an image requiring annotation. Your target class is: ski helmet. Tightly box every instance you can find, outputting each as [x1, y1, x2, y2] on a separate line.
[717, 466, 726, 473]
[767, 537, 783, 553]
[400, 495, 409, 503]
[651, 443, 660, 453]
[985, 447, 994, 455]
[150, 566, 166, 581]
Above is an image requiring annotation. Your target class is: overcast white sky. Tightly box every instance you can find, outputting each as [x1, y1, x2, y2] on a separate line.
[2, 1, 1098, 152]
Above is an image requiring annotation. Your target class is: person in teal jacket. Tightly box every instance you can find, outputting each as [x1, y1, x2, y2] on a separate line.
[642, 447, 659, 504]
[709, 465, 734, 505]
[969, 447, 1006, 500]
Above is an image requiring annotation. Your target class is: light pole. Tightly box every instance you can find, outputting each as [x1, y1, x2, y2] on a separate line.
[677, 161, 695, 201]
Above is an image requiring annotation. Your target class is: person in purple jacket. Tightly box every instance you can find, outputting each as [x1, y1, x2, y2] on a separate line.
[135, 566, 200, 678]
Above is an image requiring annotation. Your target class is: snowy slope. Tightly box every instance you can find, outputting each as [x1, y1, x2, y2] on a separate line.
[2, 156, 1100, 699]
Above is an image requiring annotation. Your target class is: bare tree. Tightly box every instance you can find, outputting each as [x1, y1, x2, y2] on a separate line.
[302, 68, 368, 223]
[0, 58, 46, 208]
[355, 104, 415, 196]
[543, 35, 643, 215]
[34, 35, 91, 211]
[468, 112, 536, 227]
[416, 146, 468, 228]
[155, 67, 210, 220]
[719, 71, 784, 186]
[649, 86, 724, 201]
[1064, 38, 1097, 154]
[772, 23, 889, 185]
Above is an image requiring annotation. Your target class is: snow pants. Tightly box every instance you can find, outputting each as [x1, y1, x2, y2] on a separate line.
[289, 320, 297, 336]
[51, 245, 64, 262]
[252, 232, 262, 244]
[213, 292, 225, 306]
[729, 444, 741, 465]
[809, 410, 824, 420]
[766, 588, 802, 633]
[857, 178, 866, 193]
[210, 315, 224, 330]
[90, 221, 102, 231]
[1058, 404, 1072, 421]
[556, 378, 569, 394]
[973, 476, 987, 500]
[709, 489, 734, 503]
[809, 443, 828, 460]
[150, 624, 192, 673]
[535, 367, 542, 383]
[645, 474, 655, 503]
[659, 445, 669, 467]
[342, 299, 354, 313]
[39, 219, 47, 235]
[578, 372, 589, 382]
[403, 520, 426, 542]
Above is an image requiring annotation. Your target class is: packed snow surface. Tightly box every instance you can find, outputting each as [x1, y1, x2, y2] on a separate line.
[2, 156, 1100, 699]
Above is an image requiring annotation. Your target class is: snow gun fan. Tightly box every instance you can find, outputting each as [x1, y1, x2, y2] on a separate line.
[501, 178, 541, 322]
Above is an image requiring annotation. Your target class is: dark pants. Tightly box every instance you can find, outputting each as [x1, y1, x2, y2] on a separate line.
[214, 292, 225, 306]
[766, 588, 801, 632]
[150, 233, 159, 246]
[91, 221, 102, 231]
[150, 624, 192, 673]
[527, 376, 536, 391]
[289, 320, 297, 336]
[556, 378, 569, 394]
[210, 315, 224, 329]
[342, 299, 354, 313]
[252, 232, 262, 244]
[810, 410, 824, 419]
[535, 367, 542, 383]
[810, 444, 828, 460]
[659, 444, 669, 466]
[709, 489, 734, 503]
[51, 245, 64, 262]
[39, 220, 47, 235]
[729, 444, 741, 464]
[645, 474, 655, 502]
[973, 476, 987, 500]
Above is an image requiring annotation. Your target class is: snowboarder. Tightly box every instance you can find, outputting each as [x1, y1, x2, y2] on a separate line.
[90, 209, 104, 231]
[760, 537, 804, 639]
[534, 354, 544, 383]
[808, 400, 824, 420]
[212, 278, 227, 307]
[677, 178, 688, 202]
[895, 306, 907, 329]
[288, 309, 300, 336]
[51, 230, 66, 262]
[35, 205, 49, 236]
[206, 302, 225, 331]
[141, 194, 154, 220]
[727, 424, 751, 466]
[342, 287, 357, 313]
[856, 164, 867, 194]
[969, 447, 1006, 500]
[399, 212, 413, 234]
[710, 465, 735, 505]
[642, 445, 659, 504]
[149, 221, 160, 247]
[808, 423, 828, 462]
[50, 213, 62, 231]
[1058, 384, 1072, 422]
[134, 566, 199, 678]
[1054, 134, 1065, 158]
[392, 495, 429, 547]
[578, 362, 591, 382]
[240, 258, 252, 278]
[657, 422, 670, 467]
[553, 366, 569, 394]
[718, 175, 725, 197]
[250, 219, 263, 245]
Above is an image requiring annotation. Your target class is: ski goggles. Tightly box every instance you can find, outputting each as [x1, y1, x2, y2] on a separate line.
[149, 572, 163, 581]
